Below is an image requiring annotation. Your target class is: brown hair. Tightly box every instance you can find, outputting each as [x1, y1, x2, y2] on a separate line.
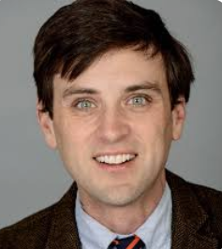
[33, 0, 194, 118]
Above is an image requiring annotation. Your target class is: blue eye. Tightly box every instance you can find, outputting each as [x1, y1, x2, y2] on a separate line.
[76, 100, 96, 109]
[128, 96, 149, 106]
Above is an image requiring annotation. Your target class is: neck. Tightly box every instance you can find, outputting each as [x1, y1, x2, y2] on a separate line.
[79, 175, 166, 234]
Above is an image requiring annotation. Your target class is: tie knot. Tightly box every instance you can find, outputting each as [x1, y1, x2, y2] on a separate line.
[109, 235, 145, 249]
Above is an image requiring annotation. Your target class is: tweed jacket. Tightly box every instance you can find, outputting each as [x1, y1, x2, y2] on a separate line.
[0, 170, 222, 249]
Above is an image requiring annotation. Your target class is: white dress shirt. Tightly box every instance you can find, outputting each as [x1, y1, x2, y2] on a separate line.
[76, 183, 172, 249]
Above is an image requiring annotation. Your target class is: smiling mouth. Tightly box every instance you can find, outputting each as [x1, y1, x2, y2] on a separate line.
[93, 154, 137, 165]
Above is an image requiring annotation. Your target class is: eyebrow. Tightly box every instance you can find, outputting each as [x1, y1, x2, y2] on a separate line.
[62, 81, 162, 99]
[62, 88, 99, 99]
[124, 81, 162, 94]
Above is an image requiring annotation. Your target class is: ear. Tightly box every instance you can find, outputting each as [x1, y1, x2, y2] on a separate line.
[36, 101, 57, 149]
[172, 96, 186, 141]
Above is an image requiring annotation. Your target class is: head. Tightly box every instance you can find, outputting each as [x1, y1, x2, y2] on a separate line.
[34, 0, 194, 118]
[34, 0, 194, 209]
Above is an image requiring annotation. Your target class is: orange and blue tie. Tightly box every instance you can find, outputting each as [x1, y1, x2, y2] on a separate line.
[108, 235, 145, 249]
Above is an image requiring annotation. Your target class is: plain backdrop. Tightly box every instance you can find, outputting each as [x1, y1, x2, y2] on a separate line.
[0, 0, 222, 229]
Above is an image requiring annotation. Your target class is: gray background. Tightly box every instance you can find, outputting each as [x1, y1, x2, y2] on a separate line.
[0, 0, 221, 229]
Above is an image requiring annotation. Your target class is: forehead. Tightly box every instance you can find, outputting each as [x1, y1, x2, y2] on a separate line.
[54, 48, 167, 92]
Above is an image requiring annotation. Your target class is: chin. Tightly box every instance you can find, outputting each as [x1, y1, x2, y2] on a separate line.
[92, 185, 145, 207]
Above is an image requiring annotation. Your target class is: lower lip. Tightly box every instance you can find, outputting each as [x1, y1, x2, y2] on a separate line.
[94, 158, 136, 172]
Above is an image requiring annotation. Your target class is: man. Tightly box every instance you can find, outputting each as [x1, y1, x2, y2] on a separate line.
[0, 0, 222, 248]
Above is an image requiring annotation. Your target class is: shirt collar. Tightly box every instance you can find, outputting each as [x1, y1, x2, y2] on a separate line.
[75, 183, 172, 249]
[134, 183, 172, 247]
[76, 194, 116, 249]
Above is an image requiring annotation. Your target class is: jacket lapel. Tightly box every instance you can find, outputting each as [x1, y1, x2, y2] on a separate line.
[44, 171, 220, 249]
[45, 183, 82, 249]
[167, 170, 219, 249]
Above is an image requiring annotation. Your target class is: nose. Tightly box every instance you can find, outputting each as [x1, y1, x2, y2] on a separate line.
[97, 108, 130, 144]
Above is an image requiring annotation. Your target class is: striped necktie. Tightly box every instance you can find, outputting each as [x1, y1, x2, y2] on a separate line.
[108, 235, 145, 249]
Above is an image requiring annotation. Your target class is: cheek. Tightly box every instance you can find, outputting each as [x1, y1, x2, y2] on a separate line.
[135, 111, 173, 155]
[53, 116, 97, 156]
[53, 120, 94, 177]
[136, 110, 171, 136]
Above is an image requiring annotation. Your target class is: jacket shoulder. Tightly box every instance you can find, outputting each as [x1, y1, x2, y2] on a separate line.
[190, 181, 222, 240]
[0, 203, 56, 249]
[167, 170, 222, 238]
[189, 181, 222, 220]
[167, 170, 222, 210]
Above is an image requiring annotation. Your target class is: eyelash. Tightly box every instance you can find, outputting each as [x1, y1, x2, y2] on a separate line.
[72, 99, 96, 110]
[71, 94, 152, 111]
[127, 94, 152, 106]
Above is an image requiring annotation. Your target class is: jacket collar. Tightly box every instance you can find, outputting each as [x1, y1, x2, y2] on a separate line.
[45, 183, 81, 249]
[45, 170, 219, 249]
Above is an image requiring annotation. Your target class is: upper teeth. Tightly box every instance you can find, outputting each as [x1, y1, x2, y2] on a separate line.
[95, 154, 136, 164]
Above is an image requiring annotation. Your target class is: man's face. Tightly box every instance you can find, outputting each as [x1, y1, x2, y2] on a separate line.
[38, 48, 185, 208]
